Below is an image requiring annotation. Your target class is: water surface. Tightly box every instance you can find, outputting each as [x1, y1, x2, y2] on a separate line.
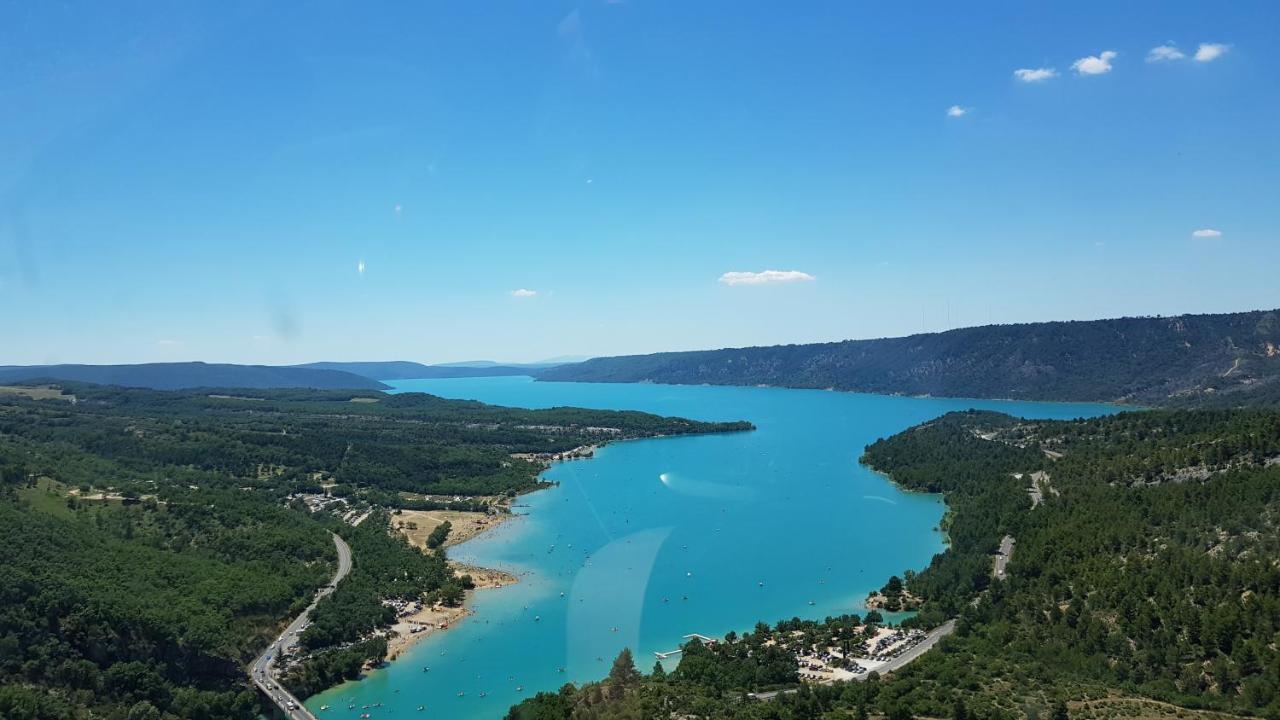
[308, 378, 1117, 718]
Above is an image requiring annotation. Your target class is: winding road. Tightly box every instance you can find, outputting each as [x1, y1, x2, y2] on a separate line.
[251, 533, 352, 720]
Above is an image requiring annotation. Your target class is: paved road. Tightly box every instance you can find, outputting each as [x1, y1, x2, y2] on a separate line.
[749, 619, 957, 701]
[1027, 470, 1052, 507]
[993, 535, 1015, 580]
[871, 619, 955, 675]
[251, 533, 352, 720]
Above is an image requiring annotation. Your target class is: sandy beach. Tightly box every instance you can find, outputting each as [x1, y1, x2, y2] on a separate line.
[451, 561, 519, 590]
[385, 509, 521, 660]
[386, 603, 471, 661]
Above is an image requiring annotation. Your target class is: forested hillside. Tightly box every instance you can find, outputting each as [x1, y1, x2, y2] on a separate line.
[538, 309, 1280, 406]
[509, 409, 1280, 720]
[0, 383, 749, 719]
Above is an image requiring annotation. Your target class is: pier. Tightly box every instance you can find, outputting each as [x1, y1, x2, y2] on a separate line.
[655, 633, 718, 660]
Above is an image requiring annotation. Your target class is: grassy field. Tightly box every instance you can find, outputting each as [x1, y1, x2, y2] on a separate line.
[17, 478, 77, 517]
[0, 385, 74, 401]
[394, 506, 508, 548]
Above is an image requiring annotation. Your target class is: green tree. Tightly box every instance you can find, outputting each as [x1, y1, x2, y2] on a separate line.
[426, 521, 452, 549]
[888, 704, 914, 720]
[609, 648, 641, 686]
[127, 701, 162, 720]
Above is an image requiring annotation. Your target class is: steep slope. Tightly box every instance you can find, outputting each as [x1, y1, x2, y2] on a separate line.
[539, 309, 1280, 405]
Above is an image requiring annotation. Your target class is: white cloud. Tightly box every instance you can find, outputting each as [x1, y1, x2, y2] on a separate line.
[1014, 67, 1057, 83]
[510, 288, 538, 298]
[1147, 44, 1185, 62]
[357, 259, 366, 276]
[718, 270, 816, 286]
[946, 105, 969, 118]
[1191, 228, 1222, 238]
[1072, 50, 1117, 76]
[1195, 43, 1230, 62]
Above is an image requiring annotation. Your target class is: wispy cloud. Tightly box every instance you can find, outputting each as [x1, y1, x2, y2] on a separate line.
[510, 288, 538, 298]
[1191, 228, 1222, 238]
[156, 339, 181, 347]
[1072, 50, 1117, 76]
[1014, 67, 1057, 83]
[357, 259, 366, 276]
[1147, 44, 1185, 62]
[1195, 43, 1230, 62]
[946, 105, 969, 118]
[718, 270, 815, 286]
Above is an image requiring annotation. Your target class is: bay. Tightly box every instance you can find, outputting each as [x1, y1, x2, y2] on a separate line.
[307, 377, 1118, 718]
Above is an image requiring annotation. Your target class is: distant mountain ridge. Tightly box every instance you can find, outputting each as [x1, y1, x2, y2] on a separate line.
[537, 309, 1280, 406]
[0, 362, 387, 391]
[296, 361, 543, 380]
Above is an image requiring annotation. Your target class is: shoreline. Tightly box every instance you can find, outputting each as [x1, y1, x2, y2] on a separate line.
[520, 376, 1135, 410]
[384, 511, 523, 661]
[378, 442, 610, 664]
[380, 446, 588, 663]
[384, 561, 522, 660]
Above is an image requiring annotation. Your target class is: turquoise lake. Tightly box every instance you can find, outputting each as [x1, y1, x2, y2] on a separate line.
[307, 378, 1118, 719]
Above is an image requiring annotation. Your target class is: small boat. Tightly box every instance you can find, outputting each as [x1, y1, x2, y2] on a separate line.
[418, 706, 426, 711]
[319, 705, 329, 711]
[423, 666, 430, 672]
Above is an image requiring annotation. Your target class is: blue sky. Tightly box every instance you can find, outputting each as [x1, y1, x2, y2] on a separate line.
[3, 1, 1278, 365]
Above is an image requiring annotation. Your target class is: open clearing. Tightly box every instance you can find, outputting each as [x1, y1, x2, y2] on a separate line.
[395, 508, 509, 548]
[0, 385, 74, 402]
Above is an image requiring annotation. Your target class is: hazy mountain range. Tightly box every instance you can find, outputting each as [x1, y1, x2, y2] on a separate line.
[0, 362, 388, 391]
[539, 309, 1280, 406]
[6, 310, 1280, 406]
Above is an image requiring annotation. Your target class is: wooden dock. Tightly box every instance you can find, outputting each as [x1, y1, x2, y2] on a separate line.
[654, 633, 717, 659]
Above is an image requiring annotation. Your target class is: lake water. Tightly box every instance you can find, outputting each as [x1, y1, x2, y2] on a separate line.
[306, 378, 1117, 718]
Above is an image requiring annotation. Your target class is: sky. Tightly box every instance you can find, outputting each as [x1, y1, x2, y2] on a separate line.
[3, 1, 1279, 366]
